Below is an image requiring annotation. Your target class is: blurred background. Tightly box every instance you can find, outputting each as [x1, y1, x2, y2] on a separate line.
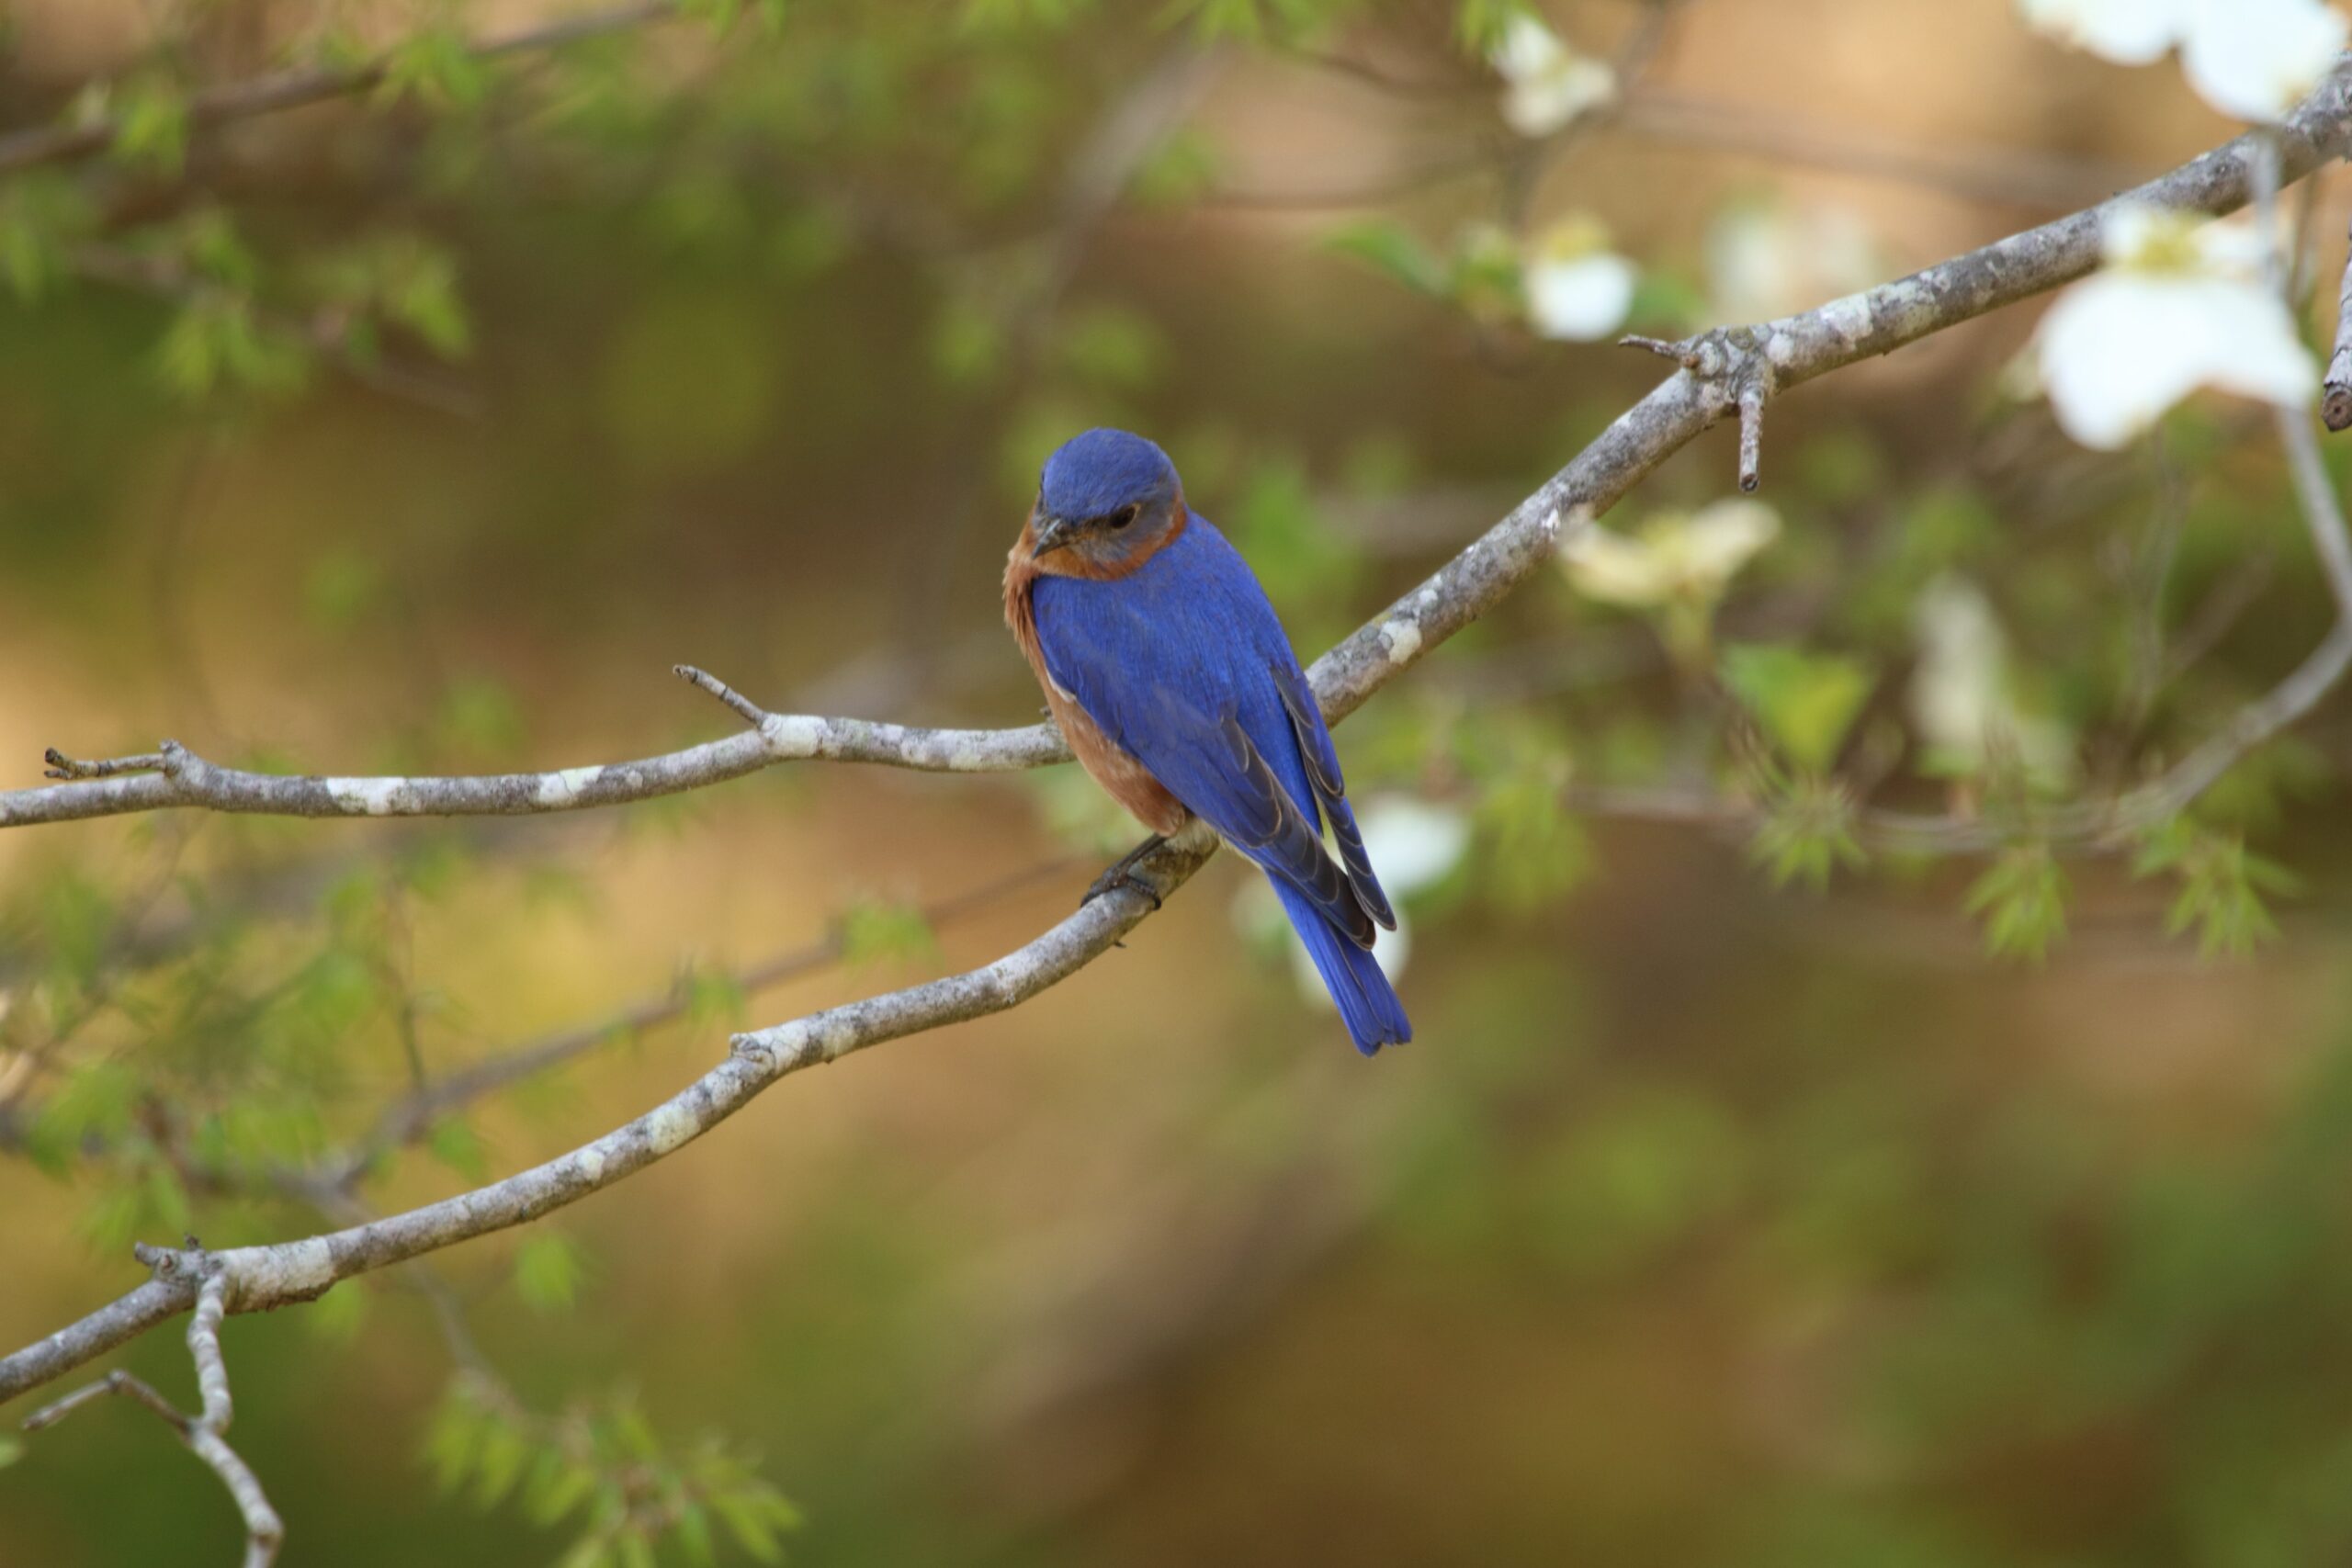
[7, 1, 2352, 1563]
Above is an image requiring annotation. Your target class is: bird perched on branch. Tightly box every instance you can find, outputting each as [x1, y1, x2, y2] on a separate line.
[1004, 427, 1410, 1054]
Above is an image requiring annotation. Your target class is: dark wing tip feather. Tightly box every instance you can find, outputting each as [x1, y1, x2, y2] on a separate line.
[1271, 664, 1397, 931]
[1216, 713, 1376, 949]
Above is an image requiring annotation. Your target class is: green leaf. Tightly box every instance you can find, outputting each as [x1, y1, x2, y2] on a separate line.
[154, 295, 311, 400]
[426, 1117, 490, 1182]
[682, 0, 788, 34]
[1130, 128, 1222, 208]
[0, 172, 96, 303]
[2133, 822, 2296, 957]
[435, 675, 526, 758]
[471, 1416, 531, 1508]
[1447, 222, 1523, 323]
[1720, 644, 1874, 775]
[837, 900, 939, 966]
[37, 1056, 141, 1145]
[76, 1183, 149, 1254]
[715, 1494, 788, 1564]
[303, 549, 385, 632]
[681, 965, 749, 1027]
[930, 292, 1006, 387]
[1746, 779, 1867, 891]
[1453, 0, 1532, 51]
[514, 1230, 590, 1315]
[381, 240, 471, 358]
[1468, 723, 1589, 910]
[303, 1280, 369, 1344]
[1964, 842, 2069, 963]
[677, 1504, 718, 1567]
[110, 74, 189, 175]
[141, 1162, 193, 1238]
[1057, 303, 1165, 392]
[1224, 456, 1364, 614]
[525, 1456, 601, 1528]
[421, 1384, 489, 1493]
[609, 1400, 661, 1462]
[1324, 219, 1449, 298]
[0, 1433, 23, 1469]
[176, 209, 261, 288]
[379, 27, 493, 110]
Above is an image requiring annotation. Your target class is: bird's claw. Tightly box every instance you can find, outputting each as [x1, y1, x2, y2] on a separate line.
[1081, 834, 1170, 911]
[1081, 867, 1162, 911]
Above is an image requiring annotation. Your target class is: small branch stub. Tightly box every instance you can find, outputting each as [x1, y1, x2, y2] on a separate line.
[1737, 367, 1772, 492]
[673, 664, 772, 730]
[2324, 213, 2352, 432]
[1621, 327, 1778, 491]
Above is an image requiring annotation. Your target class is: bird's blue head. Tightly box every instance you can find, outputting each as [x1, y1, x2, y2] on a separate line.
[1028, 428, 1185, 577]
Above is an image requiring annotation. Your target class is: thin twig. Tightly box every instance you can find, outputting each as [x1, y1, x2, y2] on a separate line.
[673, 663, 772, 729]
[42, 748, 168, 780]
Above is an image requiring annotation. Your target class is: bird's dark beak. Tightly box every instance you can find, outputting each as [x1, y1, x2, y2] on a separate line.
[1030, 513, 1078, 559]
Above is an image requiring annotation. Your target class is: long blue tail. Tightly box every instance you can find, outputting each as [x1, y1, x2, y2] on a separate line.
[1272, 880, 1411, 1055]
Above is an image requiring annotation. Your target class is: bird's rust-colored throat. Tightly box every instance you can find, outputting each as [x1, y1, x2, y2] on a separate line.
[1002, 507, 1192, 837]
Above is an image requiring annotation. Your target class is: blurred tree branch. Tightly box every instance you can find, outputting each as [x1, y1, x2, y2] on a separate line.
[68, 243, 483, 419]
[0, 1, 679, 179]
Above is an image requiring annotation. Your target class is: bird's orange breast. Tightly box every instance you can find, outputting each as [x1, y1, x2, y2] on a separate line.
[1004, 536, 1191, 837]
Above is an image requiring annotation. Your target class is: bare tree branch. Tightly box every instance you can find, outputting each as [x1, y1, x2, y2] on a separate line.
[2, 694, 1069, 829]
[21, 1275, 281, 1567]
[9, 60, 2352, 1416]
[0, 2, 679, 179]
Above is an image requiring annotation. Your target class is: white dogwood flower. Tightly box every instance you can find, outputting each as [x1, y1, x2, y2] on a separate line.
[2018, 0, 2346, 121]
[1523, 214, 1638, 342]
[2183, 0, 2350, 119]
[1909, 576, 2075, 781]
[1489, 13, 1617, 137]
[2035, 204, 2314, 450]
[1559, 498, 1780, 609]
[2018, 0, 2181, 63]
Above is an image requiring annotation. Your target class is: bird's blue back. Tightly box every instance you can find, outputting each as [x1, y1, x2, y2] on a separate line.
[1032, 515, 1317, 831]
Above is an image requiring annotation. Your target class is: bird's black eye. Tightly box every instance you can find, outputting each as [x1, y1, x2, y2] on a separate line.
[1108, 503, 1141, 530]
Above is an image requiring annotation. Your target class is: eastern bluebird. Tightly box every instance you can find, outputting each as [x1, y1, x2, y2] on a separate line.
[1004, 428, 1411, 1053]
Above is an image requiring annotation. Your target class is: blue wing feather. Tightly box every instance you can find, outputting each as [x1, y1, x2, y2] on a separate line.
[1033, 516, 1410, 1049]
[1269, 660, 1395, 931]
